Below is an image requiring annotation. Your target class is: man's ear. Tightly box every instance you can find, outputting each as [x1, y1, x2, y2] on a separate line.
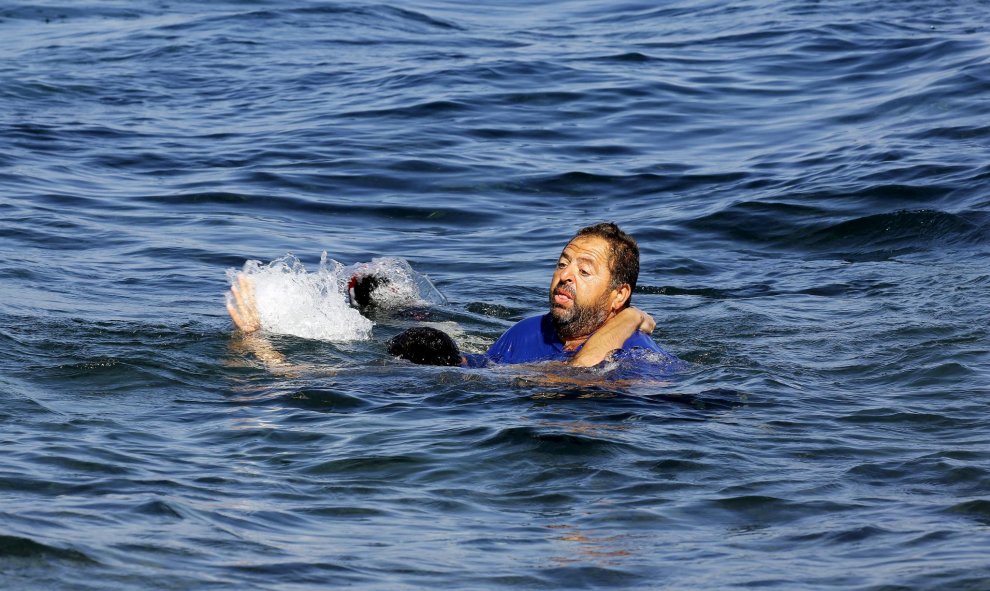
[611, 284, 631, 311]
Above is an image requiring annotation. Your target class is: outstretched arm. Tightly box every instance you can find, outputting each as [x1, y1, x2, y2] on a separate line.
[225, 274, 336, 376]
[225, 273, 284, 367]
[569, 307, 655, 368]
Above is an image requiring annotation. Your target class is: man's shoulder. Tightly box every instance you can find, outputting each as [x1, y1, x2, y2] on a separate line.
[503, 314, 548, 334]
[621, 330, 664, 352]
[486, 314, 561, 364]
[620, 330, 680, 364]
[610, 330, 684, 376]
[494, 314, 552, 346]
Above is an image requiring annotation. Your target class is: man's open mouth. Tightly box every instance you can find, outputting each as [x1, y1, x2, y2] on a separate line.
[552, 287, 574, 306]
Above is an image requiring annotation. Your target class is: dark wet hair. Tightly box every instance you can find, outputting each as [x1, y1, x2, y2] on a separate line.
[574, 222, 639, 303]
[387, 327, 461, 366]
[349, 273, 390, 308]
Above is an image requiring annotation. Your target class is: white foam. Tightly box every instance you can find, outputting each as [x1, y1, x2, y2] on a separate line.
[226, 253, 373, 342]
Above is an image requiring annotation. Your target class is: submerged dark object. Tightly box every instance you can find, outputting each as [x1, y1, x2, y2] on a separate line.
[348, 273, 389, 308]
[387, 327, 461, 366]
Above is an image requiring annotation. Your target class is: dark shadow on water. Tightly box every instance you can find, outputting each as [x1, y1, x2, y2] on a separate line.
[514, 382, 748, 414]
[0, 534, 95, 563]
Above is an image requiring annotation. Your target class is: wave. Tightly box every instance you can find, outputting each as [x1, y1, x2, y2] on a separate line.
[0, 534, 93, 562]
[477, 425, 630, 457]
[140, 191, 496, 225]
[685, 201, 985, 260]
[804, 208, 983, 253]
[149, 3, 463, 36]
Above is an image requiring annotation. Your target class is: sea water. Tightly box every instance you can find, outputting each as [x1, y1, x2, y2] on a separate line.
[1, 1, 989, 589]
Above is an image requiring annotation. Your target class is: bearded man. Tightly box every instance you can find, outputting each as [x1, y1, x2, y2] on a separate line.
[474, 222, 675, 368]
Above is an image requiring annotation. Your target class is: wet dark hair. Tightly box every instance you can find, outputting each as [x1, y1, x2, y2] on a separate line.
[349, 273, 390, 308]
[387, 327, 461, 366]
[574, 222, 639, 304]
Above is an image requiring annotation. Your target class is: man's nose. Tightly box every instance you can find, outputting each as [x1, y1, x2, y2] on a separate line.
[558, 264, 575, 282]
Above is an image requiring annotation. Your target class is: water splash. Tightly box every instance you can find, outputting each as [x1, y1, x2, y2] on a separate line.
[345, 256, 448, 309]
[225, 253, 449, 341]
[226, 254, 372, 341]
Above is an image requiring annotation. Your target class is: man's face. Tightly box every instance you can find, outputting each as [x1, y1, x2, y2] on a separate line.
[548, 235, 617, 340]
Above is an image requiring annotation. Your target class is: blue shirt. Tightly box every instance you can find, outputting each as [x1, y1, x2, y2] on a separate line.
[464, 314, 681, 373]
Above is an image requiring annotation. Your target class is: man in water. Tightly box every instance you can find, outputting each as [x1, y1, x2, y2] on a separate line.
[228, 222, 672, 369]
[465, 222, 669, 368]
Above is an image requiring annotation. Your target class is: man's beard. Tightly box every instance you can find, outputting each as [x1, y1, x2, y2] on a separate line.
[549, 284, 610, 341]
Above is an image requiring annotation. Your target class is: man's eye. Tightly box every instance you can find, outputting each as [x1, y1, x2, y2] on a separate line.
[557, 261, 566, 269]
[580, 269, 590, 276]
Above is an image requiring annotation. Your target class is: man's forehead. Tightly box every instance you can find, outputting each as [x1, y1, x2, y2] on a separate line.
[560, 235, 610, 262]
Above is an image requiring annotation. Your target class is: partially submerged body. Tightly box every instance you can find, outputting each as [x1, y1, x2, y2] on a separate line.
[474, 311, 670, 367]
[227, 223, 681, 377]
[231, 272, 668, 371]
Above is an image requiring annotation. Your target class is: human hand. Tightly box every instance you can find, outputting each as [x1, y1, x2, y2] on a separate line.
[226, 273, 261, 333]
[635, 307, 656, 334]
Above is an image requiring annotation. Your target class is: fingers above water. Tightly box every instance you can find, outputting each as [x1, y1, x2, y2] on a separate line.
[227, 273, 261, 333]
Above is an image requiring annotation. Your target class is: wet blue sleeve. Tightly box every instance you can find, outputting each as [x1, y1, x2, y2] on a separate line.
[484, 325, 518, 362]
[621, 331, 666, 353]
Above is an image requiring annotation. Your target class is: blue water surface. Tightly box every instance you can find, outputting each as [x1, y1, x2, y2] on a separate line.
[1, 1, 989, 589]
